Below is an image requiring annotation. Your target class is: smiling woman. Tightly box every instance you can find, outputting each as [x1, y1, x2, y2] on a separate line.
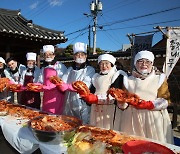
[113, 50, 174, 144]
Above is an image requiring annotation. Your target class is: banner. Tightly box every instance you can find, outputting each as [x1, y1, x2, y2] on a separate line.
[131, 34, 153, 68]
[164, 28, 180, 78]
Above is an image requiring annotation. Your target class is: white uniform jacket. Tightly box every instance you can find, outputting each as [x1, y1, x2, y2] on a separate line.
[4, 64, 26, 84]
[62, 65, 95, 124]
[19, 66, 42, 85]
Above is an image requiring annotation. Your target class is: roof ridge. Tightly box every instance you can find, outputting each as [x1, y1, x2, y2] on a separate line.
[0, 8, 67, 43]
[0, 8, 20, 16]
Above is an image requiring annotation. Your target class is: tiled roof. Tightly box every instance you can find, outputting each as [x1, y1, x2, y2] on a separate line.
[0, 8, 67, 43]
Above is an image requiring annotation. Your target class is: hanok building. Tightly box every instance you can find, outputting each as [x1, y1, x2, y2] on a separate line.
[0, 8, 67, 65]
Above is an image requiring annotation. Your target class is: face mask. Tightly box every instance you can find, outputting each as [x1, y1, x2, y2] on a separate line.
[101, 70, 110, 75]
[139, 69, 150, 75]
[27, 64, 34, 69]
[0, 66, 3, 69]
[75, 58, 86, 64]
[45, 58, 53, 62]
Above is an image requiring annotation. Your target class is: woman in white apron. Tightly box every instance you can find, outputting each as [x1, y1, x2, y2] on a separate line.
[114, 50, 173, 144]
[19, 52, 42, 109]
[81, 54, 127, 129]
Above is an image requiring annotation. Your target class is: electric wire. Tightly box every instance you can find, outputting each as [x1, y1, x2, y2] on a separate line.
[24, 0, 49, 18]
[102, 18, 180, 31]
[102, 6, 180, 27]
[28, 2, 50, 19]
[103, 0, 140, 14]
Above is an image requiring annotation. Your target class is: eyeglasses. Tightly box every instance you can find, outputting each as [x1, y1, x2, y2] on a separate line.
[137, 60, 152, 65]
[99, 62, 111, 66]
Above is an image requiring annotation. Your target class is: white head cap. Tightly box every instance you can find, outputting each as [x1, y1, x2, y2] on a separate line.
[0, 57, 5, 64]
[26, 52, 37, 61]
[134, 50, 154, 65]
[73, 42, 87, 54]
[43, 45, 54, 53]
[98, 54, 116, 65]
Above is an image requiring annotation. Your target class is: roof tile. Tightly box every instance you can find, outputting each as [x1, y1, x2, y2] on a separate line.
[0, 8, 67, 43]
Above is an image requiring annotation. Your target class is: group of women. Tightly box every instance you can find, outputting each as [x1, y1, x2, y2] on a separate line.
[0, 42, 174, 144]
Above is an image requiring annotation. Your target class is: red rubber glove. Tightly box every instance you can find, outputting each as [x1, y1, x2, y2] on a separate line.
[81, 93, 98, 104]
[129, 100, 154, 110]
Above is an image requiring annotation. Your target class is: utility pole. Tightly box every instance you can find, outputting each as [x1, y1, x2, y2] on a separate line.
[88, 25, 91, 55]
[90, 0, 102, 55]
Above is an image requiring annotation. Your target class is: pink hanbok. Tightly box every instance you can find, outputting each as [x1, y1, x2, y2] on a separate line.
[42, 67, 65, 114]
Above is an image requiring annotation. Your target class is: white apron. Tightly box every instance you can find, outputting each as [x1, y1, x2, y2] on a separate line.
[90, 67, 120, 129]
[62, 66, 95, 124]
[120, 72, 173, 144]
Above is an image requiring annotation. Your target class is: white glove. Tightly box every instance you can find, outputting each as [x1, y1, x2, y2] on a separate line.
[152, 98, 168, 110]
[97, 94, 115, 104]
[117, 102, 129, 110]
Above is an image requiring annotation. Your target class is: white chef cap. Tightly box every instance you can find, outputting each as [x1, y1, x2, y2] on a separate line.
[0, 57, 6, 64]
[98, 54, 116, 65]
[26, 52, 37, 61]
[73, 42, 87, 54]
[43, 45, 54, 53]
[134, 50, 154, 65]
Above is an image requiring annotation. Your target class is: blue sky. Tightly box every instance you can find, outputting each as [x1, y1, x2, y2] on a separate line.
[1, 0, 180, 51]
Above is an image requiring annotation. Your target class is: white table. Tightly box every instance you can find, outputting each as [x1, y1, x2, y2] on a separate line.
[0, 115, 180, 154]
[0, 115, 67, 154]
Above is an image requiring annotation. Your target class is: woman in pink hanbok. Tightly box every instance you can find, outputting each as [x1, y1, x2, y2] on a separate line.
[41, 45, 67, 114]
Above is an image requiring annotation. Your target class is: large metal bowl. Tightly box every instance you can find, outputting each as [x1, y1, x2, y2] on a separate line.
[28, 115, 82, 144]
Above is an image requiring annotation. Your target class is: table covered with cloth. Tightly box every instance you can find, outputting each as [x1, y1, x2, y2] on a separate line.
[0, 114, 180, 154]
[0, 115, 67, 154]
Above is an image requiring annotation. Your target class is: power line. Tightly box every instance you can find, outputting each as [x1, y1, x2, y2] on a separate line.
[31, 5, 50, 19]
[66, 20, 93, 45]
[24, 0, 46, 16]
[25, 0, 50, 18]
[68, 31, 88, 44]
[103, 0, 139, 14]
[64, 17, 180, 50]
[102, 6, 180, 27]
[55, 17, 88, 29]
[102, 18, 180, 31]
[66, 6, 180, 36]
[65, 26, 89, 36]
[65, 17, 180, 38]
[65, 18, 93, 36]
[101, 29, 122, 49]
[100, 16, 123, 47]
[63, 5, 180, 50]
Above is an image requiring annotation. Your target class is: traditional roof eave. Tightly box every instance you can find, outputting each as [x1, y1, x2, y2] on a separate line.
[0, 8, 67, 44]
